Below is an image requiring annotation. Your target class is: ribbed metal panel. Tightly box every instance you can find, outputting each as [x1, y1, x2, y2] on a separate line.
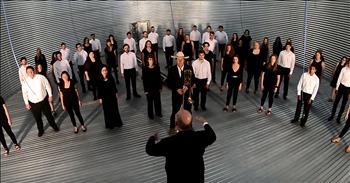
[1, 1, 350, 99]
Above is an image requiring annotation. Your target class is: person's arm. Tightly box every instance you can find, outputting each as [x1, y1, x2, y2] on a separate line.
[191, 42, 195, 59]
[141, 52, 145, 65]
[220, 57, 224, 71]
[66, 60, 73, 77]
[289, 54, 296, 76]
[275, 74, 280, 93]
[3, 102, 12, 125]
[336, 68, 344, 91]
[311, 78, 319, 102]
[142, 68, 148, 93]
[297, 73, 303, 98]
[260, 72, 265, 90]
[59, 89, 65, 111]
[321, 62, 326, 79]
[133, 54, 138, 72]
[162, 37, 166, 52]
[54, 64, 60, 83]
[206, 62, 212, 86]
[194, 116, 216, 147]
[98, 40, 102, 53]
[120, 55, 124, 77]
[75, 83, 82, 106]
[332, 63, 339, 76]
[139, 40, 143, 52]
[43, 76, 53, 104]
[145, 135, 167, 156]
[22, 84, 30, 109]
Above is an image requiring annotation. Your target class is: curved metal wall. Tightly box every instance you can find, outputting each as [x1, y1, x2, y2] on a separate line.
[1, 1, 349, 99]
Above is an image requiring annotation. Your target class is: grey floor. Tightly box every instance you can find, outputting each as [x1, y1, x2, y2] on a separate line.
[1, 56, 350, 183]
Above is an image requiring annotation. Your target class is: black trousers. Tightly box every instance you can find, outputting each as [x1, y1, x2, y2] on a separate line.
[193, 41, 199, 59]
[124, 68, 137, 98]
[226, 80, 240, 106]
[65, 101, 84, 127]
[339, 115, 350, 138]
[293, 92, 313, 126]
[88, 80, 98, 100]
[276, 66, 291, 97]
[109, 65, 119, 83]
[170, 92, 192, 128]
[29, 96, 59, 134]
[77, 65, 86, 92]
[330, 84, 350, 120]
[0, 119, 18, 150]
[246, 69, 259, 91]
[165, 47, 174, 67]
[193, 78, 208, 109]
[261, 87, 275, 108]
[211, 56, 217, 83]
[221, 69, 228, 87]
[218, 43, 226, 58]
[146, 91, 162, 118]
[152, 43, 158, 61]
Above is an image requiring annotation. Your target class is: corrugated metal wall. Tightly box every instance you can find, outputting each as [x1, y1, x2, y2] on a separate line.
[1, 1, 349, 99]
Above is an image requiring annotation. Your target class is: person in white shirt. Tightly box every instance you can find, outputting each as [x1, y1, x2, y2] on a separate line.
[139, 31, 150, 53]
[202, 25, 212, 43]
[291, 65, 319, 128]
[190, 25, 201, 59]
[73, 43, 88, 93]
[275, 42, 296, 99]
[60, 42, 71, 61]
[120, 44, 141, 100]
[215, 25, 228, 58]
[89, 33, 102, 59]
[53, 52, 72, 84]
[163, 29, 175, 68]
[18, 57, 29, 85]
[148, 26, 159, 60]
[207, 32, 218, 83]
[22, 66, 59, 137]
[123, 32, 137, 52]
[328, 59, 350, 123]
[192, 50, 212, 111]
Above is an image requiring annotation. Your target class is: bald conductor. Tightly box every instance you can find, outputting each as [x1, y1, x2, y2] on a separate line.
[146, 109, 216, 183]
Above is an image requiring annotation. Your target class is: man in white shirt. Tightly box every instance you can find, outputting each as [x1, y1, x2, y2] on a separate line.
[202, 25, 212, 43]
[22, 66, 59, 137]
[192, 50, 212, 111]
[139, 31, 150, 53]
[291, 65, 319, 128]
[60, 42, 70, 61]
[120, 44, 141, 100]
[190, 25, 201, 59]
[123, 32, 137, 52]
[148, 26, 159, 60]
[215, 25, 228, 58]
[207, 32, 218, 83]
[163, 29, 175, 69]
[18, 57, 29, 85]
[53, 52, 72, 84]
[73, 43, 88, 93]
[89, 33, 102, 59]
[276, 42, 296, 100]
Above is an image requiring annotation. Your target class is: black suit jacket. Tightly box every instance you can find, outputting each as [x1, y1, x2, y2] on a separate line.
[146, 124, 216, 183]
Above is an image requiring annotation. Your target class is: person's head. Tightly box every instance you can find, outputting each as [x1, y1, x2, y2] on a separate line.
[184, 34, 190, 42]
[232, 33, 238, 40]
[218, 25, 223, 31]
[263, 37, 269, 45]
[36, 48, 42, 55]
[203, 42, 210, 51]
[145, 40, 152, 49]
[100, 65, 109, 79]
[61, 71, 70, 82]
[178, 28, 184, 34]
[192, 25, 197, 31]
[232, 55, 240, 65]
[209, 31, 215, 39]
[146, 56, 155, 67]
[313, 50, 323, 61]
[36, 64, 43, 73]
[76, 43, 82, 51]
[106, 39, 112, 47]
[225, 44, 234, 57]
[286, 38, 292, 44]
[123, 44, 130, 53]
[309, 65, 317, 75]
[198, 50, 205, 60]
[253, 41, 260, 49]
[52, 52, 58, 61]
[175, 52, 185, 67]
[91, 34, 96, 40]
[340, 56, 348, 65]
[56, 52, 62, 61]
[60, 42, 66, 50]
[83, 37, 89, 44]
[166, 29, 171, 35]
[206, 25, 212, 32]
[109, 34, 116, 41]
[26, 66, 35, 79]
[269, 54, 278, 66]
[151, 26, 155, 32]
[127, 32, 132, 39]
[346, 58, 350, 68]
[20, 57, 28, 65]
[285, 42, 292, 51]
[175, 109, 192, 131]
[244, 29, 250, 36]
[142, 31, 148, 38]
[88, 51, 95, 60]
[275, 36, 281, 43]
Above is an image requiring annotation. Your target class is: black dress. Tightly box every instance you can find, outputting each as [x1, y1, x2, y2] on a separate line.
[310, 60, 323, 79]
[98, 76, 123, 128]
[182, 42, 193, 61]
[142, 48, 157, 65]
[176, 35, 184, 52]
[84, 59, 101, 100]
[83, 43, 92, 54]
[35, 54, 47, 74]
[260, 44, 269, 63]
[330, 63, 346, 87]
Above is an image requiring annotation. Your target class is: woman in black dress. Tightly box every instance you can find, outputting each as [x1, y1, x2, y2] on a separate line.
[141, 40, 157, 66]
[181, 34, 195, 65]
[84, 52, 101, 100]
[176, 28, 185, 52]
[309, 50, 326, 80]
[240, 29, 252, 64]
[246, 41, 263, 94]
[230, 33, 239, 52]
[34, 48, 47, 75]
[223, 55, 243, 112]
[220, 44, 234, 91]
[331, 104, 350, 153]
[83, 37, 92, 54]
[59, 71, 86, 133]
[105, 39, 120, 84]
[98, 65, 123, 129]
[0, 96, 21, 156]
[108, 34, 118, 53]
[257, 54, 280, 115]
[329, 56, 347, 102]
[272, 37, 282, 56]
[260, 37, 269, 63]
[142, 57, 163, 119]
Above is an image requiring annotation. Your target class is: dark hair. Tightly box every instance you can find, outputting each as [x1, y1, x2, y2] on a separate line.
[142, 31, 147, 34]
[126, 32, 131, 35]
[83, 37, 89, 44]
[144, 40, 153, 50]
[198, 50, 205, 55]
[285, 42, 292, 47]
[203, 42, 210, 47]
[312, 50, 325, 62]
[51, 52, 57, 61]
[60, 71, 71, 80]
[231, 33, 239, 40]
[145, 55, 155, 67]
[75, 43, 81, 48]
[244, 29, 250, 35]
[20, 57, 27, 62]
[26, 66, 34, 71]
[151, 26, 154, 28]
[123, 44, 129, 49]
[56, 51, 62, 56]
[166, 29, 171, 32]
[206, 25, 212, 29]
[106, 39, 111, 44]
[210, 31, 215, 35]
[309, 64, 317, 71]
[218, 25, 223, 29]
[61, 42, 66, 46]
[224, 44, 234, 57]
[267, 54, 278, 72]
[233, 54, 240, 65]
[192, 25, 197, 28]
[90, 33, 95, 37]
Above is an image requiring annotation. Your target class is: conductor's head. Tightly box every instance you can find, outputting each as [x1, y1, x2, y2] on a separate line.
[175, 109, 192, 131]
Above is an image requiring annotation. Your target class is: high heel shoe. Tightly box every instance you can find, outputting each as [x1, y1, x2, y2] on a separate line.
[15, 144, 21, 151]
[74, 127, 79, 134]
[346, 145, 350, 153]
[3, 148, 9, 156]
[331, 136, 341, 144]
[81, 125, 87, 132]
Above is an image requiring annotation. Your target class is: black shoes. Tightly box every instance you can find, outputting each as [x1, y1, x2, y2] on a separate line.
[283, 96, 287, 100]
[290, 119, 298, 123]
[38, 131, 44, 137]
[328, 116, 333, 121]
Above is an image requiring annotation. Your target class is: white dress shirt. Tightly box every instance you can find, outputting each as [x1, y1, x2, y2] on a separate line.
[163, 35, 175, 51]
[53, 59, 72, 83]
[22, 74, 52, 105]
[336, 67, 350, 90]
[215, 31, 228, 44]
[123, 37, 137, 51]
[202, 32, 210, 43]
[139, 38, 150, 52]
[60, 48, 70, 61]
[297, 72, 319, 100]
[278, 50, 296, 75]
[89, 39, 102, 52]
[18, 64, 29, 84]
[207, 38, 217, 53]
[190, 30, 201, 42]
[192, 59, 212, 85]
[73, 50, 88, 66]
[148, 32, 159, 44]
[120, 52, 138, 75]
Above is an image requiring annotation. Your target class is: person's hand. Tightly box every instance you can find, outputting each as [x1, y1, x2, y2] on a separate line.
[308, 99, 312, 104]
[99, 99, 103, 105]
[239, 84, 242, 91]
[144, 92, 149, 95]
[48, 96, 53, 103]
[225, 83, 229, 90]
[289, 74, 292, 79]
[194, 116, 207, 125]
[274, 87, 278, 93]
[297, 95, 301, 101]
[25, 104, 31, 110]
[121, 74, 124, 78]
[192, 84, 196, 89]
[345, 113, 349, 121]
[335, 90, 338, 95]
[62, 105, 66, 111]
[177, 89, 183, 95]
[183, 86, 188, 93]
[261, 85, 264, 91]
[8, 118, 12, 126]
[205, 84, 209, 89]
[79, 100, 82, 107]
[153, 133, 159, 141]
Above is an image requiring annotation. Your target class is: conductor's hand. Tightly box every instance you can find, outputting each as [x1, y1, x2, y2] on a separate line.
[194, 116, 207, 125]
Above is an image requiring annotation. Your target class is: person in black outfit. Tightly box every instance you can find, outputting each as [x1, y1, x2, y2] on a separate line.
[142, 57, 163, 119]
[105, 39, 120, 84]
[167, 52, 194, 134]
[230, 33, 239, 53]
[83, 37, 92, 54]
[0, 96, 21, 156]
[309, 50, 326, 81]
[240, 29, 252, 67]
[329, 56, 347, 102]
[260, 37, 269, 64]
[223, 55, 243, 112]
[84, 52, 101, 100]
[246, 41, 263, 94]
[203, 42, 215, 79]
[220, 44, 235, 91]
[141, 40, 157, 66]
[331, 105, 350, 153]
[108, 34, 118, 53]
[59, 71, 86, 133]
[146, 109, 216, 183]
[272, 37, 282, 56]
[257, 54, 280, 115]
[181, 34, 195, 65]
[34, 48, 47, 75]
[98, 65, 123, 129]
[176, 28, 185, 52]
